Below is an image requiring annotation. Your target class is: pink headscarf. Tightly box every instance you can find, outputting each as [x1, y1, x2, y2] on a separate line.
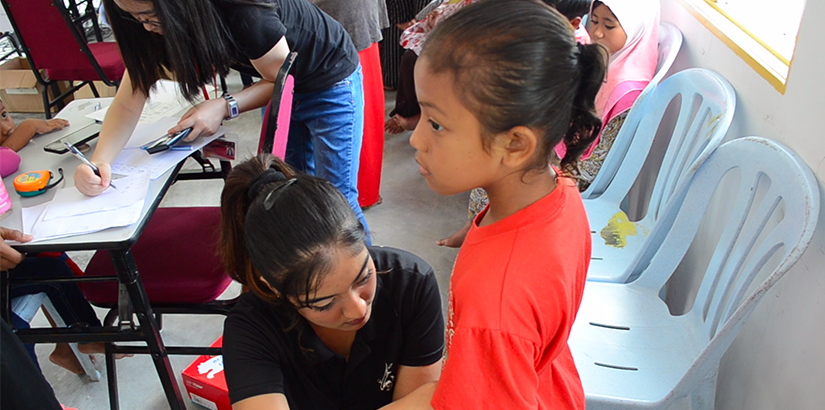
[571, 0, 659, 160]
[593, 0, 660, 121]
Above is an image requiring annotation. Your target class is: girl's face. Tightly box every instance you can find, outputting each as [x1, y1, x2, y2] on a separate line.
[0, 103, 16, 139]
[290, 247, 377, 332]
[409, 57, 503, 196]
[589, 4, 627, 55]
[113, 0, 163, 35]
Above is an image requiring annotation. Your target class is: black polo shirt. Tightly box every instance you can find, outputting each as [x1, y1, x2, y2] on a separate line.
[223, 246, 445, 409]
[217, 0, 359, 94]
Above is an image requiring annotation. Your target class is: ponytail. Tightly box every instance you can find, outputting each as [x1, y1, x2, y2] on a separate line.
[560, 42, 609, 175]
[218, 154, 297, 302]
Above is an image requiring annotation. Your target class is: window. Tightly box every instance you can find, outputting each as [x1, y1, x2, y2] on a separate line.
[676, 0, 807, 93]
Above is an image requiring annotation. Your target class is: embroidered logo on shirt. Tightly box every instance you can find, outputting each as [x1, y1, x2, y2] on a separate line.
[378, 363, 395, 391]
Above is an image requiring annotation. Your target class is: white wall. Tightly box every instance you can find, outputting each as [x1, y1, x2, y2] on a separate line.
[660, 1, 825, 408]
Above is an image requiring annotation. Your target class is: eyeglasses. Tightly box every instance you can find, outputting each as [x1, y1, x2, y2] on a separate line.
[120, 13, 161, 28]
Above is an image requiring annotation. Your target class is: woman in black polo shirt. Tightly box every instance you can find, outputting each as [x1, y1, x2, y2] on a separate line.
[219, 154, 445, 410]
[75, 0, 370, 242]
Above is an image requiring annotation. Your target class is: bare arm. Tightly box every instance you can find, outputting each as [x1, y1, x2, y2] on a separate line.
[1, 119, 69, 151]
[232, 393, 290, 410]
[168, 36, 289, 139]
[74, 69, 147, 196]
[380, 381, 437, 410]
[392, 362, 442, 401]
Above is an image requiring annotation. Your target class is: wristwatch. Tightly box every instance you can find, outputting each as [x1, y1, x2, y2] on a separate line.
[223, 94, 240, 119]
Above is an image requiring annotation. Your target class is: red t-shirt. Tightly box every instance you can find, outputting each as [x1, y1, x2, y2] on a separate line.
[432, 176, 591, 409]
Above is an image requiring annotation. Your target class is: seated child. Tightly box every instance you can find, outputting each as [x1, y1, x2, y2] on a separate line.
[577, 0, 659, 190]
[0, 99, 69, 151]
[1, 227, 117, 376]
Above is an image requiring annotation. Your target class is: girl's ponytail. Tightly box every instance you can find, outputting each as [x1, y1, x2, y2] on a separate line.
[219, 154, 296, 302]
[560, 42, 609, 175]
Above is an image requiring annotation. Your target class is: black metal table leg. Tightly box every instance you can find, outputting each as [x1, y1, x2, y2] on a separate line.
[110, 249, 185, 410]
[106, 342, 120, 410]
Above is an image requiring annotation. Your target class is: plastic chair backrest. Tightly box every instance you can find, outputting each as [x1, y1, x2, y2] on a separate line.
[598, 69, 735, 225]
[259, 52, 297, 158]
[2, 0, 106, 81]
[582, 23, 683, 199]
[630, 137, 818, 376]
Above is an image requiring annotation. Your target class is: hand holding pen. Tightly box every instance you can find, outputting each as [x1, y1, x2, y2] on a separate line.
[65, 142, 117, 192]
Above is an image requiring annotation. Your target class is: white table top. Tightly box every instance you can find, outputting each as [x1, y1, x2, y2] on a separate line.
[1, 98, 180, 253]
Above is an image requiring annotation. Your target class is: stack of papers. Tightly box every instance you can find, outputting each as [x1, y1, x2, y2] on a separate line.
[22, 173, 151, 242]
[111, 117, 226, 180]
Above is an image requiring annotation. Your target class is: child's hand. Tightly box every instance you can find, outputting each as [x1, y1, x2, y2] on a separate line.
[427, 10, 440, 29]
[35, 118, 69, 134]
[396, 19, 416, 31]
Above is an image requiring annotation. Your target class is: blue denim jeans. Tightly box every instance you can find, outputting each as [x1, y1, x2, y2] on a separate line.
[285, 66, 370, 243]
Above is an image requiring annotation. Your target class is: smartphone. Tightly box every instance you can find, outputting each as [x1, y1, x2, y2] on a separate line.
[143, 128, 193, 154]
[43, 126, 101, 154]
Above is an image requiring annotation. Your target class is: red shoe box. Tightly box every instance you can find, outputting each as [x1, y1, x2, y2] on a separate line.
[181, 337, 231, 410]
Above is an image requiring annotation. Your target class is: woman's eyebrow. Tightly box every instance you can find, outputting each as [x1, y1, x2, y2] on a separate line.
[304, 254, 370, 305]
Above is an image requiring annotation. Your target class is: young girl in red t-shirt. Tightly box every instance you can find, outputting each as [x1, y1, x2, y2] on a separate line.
[382, 0, 607, 408]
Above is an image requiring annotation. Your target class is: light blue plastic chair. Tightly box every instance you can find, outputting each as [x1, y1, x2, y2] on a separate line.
[569, 137, 820, 410]
[582, 22, 684, 200]
[585, 68, 735, 282]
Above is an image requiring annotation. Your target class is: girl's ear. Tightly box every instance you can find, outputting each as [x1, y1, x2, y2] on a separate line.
[499, 126, 539, 169]
[569, 17, 582, 29]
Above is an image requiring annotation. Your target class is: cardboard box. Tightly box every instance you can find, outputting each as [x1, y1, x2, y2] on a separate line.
[0, 57, 73, 113]
[73, 80, 117, 100]
[182, 337, 231, 410]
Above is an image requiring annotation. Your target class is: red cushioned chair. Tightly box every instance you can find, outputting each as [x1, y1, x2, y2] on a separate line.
[1, 0, 124, 118]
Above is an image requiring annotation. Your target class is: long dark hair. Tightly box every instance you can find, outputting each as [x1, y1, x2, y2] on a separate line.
[219, 154, 367, 309]
[421, 0, 607, 175]
[102, 0, 271, 101]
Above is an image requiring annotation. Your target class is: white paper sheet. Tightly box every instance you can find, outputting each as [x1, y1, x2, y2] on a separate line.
[40, 172, 150, 221]
[28, 201, 144, 242]
[112, 125, 227, 180]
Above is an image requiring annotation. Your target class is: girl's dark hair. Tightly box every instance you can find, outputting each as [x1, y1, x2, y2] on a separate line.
[102, 0, 271, 101]
[547, 0, 593, 20]
[421, 0, 607, 176]
[219, 154, 368, 309]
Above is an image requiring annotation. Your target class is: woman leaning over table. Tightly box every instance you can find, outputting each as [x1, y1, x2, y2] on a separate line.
[73, 0, 371, 241]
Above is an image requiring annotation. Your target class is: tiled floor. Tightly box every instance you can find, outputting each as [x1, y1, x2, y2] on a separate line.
[14, 74, 468, 409]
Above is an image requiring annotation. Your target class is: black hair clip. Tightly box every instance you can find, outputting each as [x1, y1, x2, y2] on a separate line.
[248, 169, 287, 199]
[263, 178, 298, 210]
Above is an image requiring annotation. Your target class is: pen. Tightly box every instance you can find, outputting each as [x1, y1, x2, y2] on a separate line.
[64, 142, 117, 190]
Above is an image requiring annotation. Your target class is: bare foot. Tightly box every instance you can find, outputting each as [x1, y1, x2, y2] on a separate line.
[437, 220, 472, 248]
[49, 344, 86, 375]
[384, 116, 405, 135]
[394, 114, 420, 131]
[77, 342, 134, 359]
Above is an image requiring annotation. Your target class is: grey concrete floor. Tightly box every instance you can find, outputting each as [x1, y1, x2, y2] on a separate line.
[14, 73, 469, 410]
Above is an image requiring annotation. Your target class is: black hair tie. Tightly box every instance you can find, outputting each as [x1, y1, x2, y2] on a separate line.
[247, 168, 287, 199]
[576, 42, 587, 66]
